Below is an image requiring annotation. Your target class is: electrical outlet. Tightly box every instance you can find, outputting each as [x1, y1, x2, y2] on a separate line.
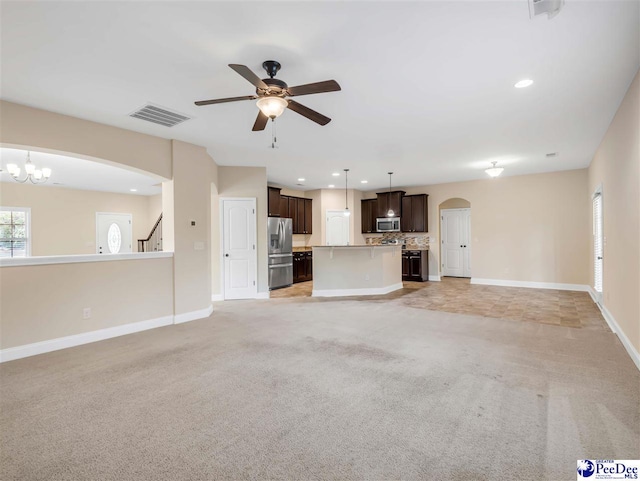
[83, 308, 91, 319]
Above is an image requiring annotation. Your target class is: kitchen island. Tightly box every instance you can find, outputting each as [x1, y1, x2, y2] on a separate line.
[312, 245, 402, 297]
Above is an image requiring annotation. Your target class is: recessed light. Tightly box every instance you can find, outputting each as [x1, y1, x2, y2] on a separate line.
[361, 180, 368, 184]
[332, 172, 340, 177]
[328, 184, 335, 188]
[130, 189, 138, 192]
[297, 178, 305, 182]
[515, 79, 534, 89]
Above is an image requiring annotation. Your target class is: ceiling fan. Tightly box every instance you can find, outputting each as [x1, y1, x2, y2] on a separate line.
[194, 60, 341, 131]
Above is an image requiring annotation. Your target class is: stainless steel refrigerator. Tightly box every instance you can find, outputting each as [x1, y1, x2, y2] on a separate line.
[268, 217, 293, 290]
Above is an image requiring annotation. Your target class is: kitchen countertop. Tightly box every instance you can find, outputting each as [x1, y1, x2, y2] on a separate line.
[294, 245, 429, 251]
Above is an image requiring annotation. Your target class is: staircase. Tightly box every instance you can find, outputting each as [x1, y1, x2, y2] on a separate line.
[138, 214, 163, 252]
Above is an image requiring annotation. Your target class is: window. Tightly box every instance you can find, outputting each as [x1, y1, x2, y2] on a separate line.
[0, 207, 31, 258]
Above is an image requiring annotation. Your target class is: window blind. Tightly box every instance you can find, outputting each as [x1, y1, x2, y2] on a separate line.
[593, 193, 603, 293]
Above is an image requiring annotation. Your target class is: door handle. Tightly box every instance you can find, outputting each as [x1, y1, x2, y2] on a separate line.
[225, 254, 229, 257]
[597, 256, 603, 260]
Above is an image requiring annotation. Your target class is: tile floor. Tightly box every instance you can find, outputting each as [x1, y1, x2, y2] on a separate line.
[270, 277, 608, 330]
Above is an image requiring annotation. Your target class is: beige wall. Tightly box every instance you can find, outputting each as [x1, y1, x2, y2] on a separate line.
[0, 101, 172, 179]
[0, 102, 218, 349]
[171, 141, 214, 315]
[588, 70, 640, 354]
[147, 194, 162, 232]
[216, 166, 268, 294]
[0, 257, 174, 349]
[0, 182, 156, 255]
[361, 169, 590, 285]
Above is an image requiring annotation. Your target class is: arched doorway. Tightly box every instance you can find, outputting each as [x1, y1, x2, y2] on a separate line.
[438, 198, 471, 278]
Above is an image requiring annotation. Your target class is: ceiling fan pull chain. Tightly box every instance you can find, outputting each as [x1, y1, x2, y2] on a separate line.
[271, 118, 278, 149]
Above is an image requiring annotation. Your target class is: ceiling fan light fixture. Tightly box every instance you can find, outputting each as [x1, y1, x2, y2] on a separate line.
[256, 96, 288, 119]
[485, 161, 504, 178]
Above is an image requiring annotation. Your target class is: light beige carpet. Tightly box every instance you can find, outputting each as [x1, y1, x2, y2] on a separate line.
[1, 297, 639, 480]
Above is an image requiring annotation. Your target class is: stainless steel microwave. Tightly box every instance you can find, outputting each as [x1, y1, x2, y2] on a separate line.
[376, 217, 401, 232]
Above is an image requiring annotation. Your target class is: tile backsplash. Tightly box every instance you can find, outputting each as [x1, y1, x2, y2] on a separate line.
[365, 233, 430, 248]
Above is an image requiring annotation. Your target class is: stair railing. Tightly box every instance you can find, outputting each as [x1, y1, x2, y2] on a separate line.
[138, 214, 163, 252]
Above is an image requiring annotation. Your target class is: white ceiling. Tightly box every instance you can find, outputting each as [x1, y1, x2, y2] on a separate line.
[1, 1, 638, 191]
[0, 148, 162, 196]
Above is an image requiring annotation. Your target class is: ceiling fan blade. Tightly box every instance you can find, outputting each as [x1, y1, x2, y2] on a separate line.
[195, 95, 256, 106]
[287, 100, 331, 126]
[287, 80, 341, 97]
[252, 111, 269, 131]
[229, 64, 268, 90]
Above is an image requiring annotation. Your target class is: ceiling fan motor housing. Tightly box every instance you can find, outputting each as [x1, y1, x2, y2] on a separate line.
[258, 77, 288, 96]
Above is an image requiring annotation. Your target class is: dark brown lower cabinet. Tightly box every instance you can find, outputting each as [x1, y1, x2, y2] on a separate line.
[402, 250, 429, 281]
[293, 251, 313, 283]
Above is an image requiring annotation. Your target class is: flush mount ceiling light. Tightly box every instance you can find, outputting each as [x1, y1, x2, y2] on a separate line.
[332, 172, 340, 177]
[6, 151, 52, 184]
[515, 79, 534, 89]
[360, 180, 368, 184]
[130, 189, 138, 192]
[328, 184, 335, 188]
[386, 172, 395, 217]
[485, 161, 504, 178]
[297, 177, 305, 182]
[343, 169, 351, 217]
[256, 96, 288, 119]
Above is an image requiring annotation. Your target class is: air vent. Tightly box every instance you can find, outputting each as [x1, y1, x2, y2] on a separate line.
[546, 152, 559, 158]
[130, 104, 190, 127]
[529, 0, 564, 19]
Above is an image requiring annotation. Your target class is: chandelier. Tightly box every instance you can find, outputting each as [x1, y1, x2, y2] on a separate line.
[6, 152, 52, 184]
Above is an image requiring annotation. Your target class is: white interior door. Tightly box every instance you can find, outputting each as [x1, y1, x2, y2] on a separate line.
[96, 213, 132, 254]
[593, 191, 603, 304]
[441, 208, 471, 278]
[326, 210, 350, 245]
[222, 199, 257, 300]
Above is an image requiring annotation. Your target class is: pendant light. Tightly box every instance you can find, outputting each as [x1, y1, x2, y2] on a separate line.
[485, 161, 504, 178]
[386, 172, 395, 217]
[343, 168, 351, 217]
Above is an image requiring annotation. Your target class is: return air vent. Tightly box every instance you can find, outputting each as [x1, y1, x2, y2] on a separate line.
[529, 0, 564, 19]
[129, 104, 190, 127]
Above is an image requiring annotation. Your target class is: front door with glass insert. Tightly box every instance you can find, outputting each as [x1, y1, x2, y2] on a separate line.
[96, 213, 132, 254]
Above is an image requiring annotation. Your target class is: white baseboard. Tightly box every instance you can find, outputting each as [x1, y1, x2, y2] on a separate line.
[429, 275, 441, 282]
[587, 291, 640, 372]
[211, 294, 224, 302]
[0, 315, 174, 363]
[174, 305, 214, 324]
[470, 278, 589, 292]
[312, 282, 403, 298]
[255, 292, 270, 299]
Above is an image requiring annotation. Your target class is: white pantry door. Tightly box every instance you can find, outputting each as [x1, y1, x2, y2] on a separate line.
[326, 210, 350, 245]
[441, 208, 471, 278]
[222, 199, 257, 300]
[96, 213, 132, 254]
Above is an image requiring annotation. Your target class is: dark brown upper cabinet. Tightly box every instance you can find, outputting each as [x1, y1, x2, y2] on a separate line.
[401, 194, 428, 233]
[268, 187, 282, 217]
[287, 196, 313, 234]
[360, 198, 378, 233]
[376, 191, 405, 219]
[279, 195, 290, 218]
[303, 198, 313, 234]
